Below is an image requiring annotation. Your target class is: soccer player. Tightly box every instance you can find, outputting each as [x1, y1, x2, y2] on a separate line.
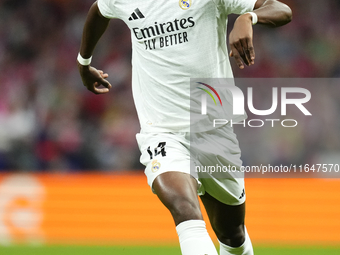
[77, 1, 292, 255]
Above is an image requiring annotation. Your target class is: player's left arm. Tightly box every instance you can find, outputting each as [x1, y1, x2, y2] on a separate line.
[229, 0, 292, 69]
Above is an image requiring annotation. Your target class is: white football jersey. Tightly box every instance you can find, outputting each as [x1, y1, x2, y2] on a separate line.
[98, 0, 256, 132]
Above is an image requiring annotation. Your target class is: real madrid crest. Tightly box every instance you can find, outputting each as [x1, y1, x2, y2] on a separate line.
[179, 0, 192, 10]
[151, 159, 161, 172]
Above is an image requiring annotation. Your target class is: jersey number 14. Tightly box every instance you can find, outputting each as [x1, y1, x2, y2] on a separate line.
[147, 142, 166, 160]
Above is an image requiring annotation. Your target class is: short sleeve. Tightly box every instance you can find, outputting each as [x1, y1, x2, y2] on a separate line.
[223, 0, 257, 15]
[97, 0, 117, 19]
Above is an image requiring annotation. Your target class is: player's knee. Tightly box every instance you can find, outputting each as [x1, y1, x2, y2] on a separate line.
[214, 223, 245, 247]
[169, 198, 202, 225]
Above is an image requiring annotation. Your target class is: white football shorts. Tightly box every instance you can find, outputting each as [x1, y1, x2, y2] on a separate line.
[136, 125, 245, 205]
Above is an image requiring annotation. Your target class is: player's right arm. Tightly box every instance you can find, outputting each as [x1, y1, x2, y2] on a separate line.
[77, 1, 112, 94]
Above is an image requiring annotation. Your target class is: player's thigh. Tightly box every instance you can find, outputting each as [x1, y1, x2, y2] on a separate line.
[136, 132, 193, 190]
[200, 191, 245, 246]
[137, 132, 202, 224]
[153, 171, 203, 225]
[153, 172, 199, 206]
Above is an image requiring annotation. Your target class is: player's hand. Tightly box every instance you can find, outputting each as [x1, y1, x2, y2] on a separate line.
[78, 63, 112, 94]
[229, 13, 255, 69]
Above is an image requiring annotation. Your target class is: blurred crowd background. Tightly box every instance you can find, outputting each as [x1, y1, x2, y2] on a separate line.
[0, 0, 339, 172]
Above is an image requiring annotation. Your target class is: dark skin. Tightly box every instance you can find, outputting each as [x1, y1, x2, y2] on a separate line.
[152, 172, 246, 247]
[77, 3, 111, 94]
[229, 0, 292, 69]
[78, 0, 292, 248]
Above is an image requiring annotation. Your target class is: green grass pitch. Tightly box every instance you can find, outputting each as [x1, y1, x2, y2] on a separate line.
[0, 245, 339, 255]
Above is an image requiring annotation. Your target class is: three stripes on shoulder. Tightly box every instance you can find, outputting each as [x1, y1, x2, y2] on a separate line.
[128, 8, 145, 21]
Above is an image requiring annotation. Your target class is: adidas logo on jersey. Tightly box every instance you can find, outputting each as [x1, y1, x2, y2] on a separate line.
[128, 8, 145, 21]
